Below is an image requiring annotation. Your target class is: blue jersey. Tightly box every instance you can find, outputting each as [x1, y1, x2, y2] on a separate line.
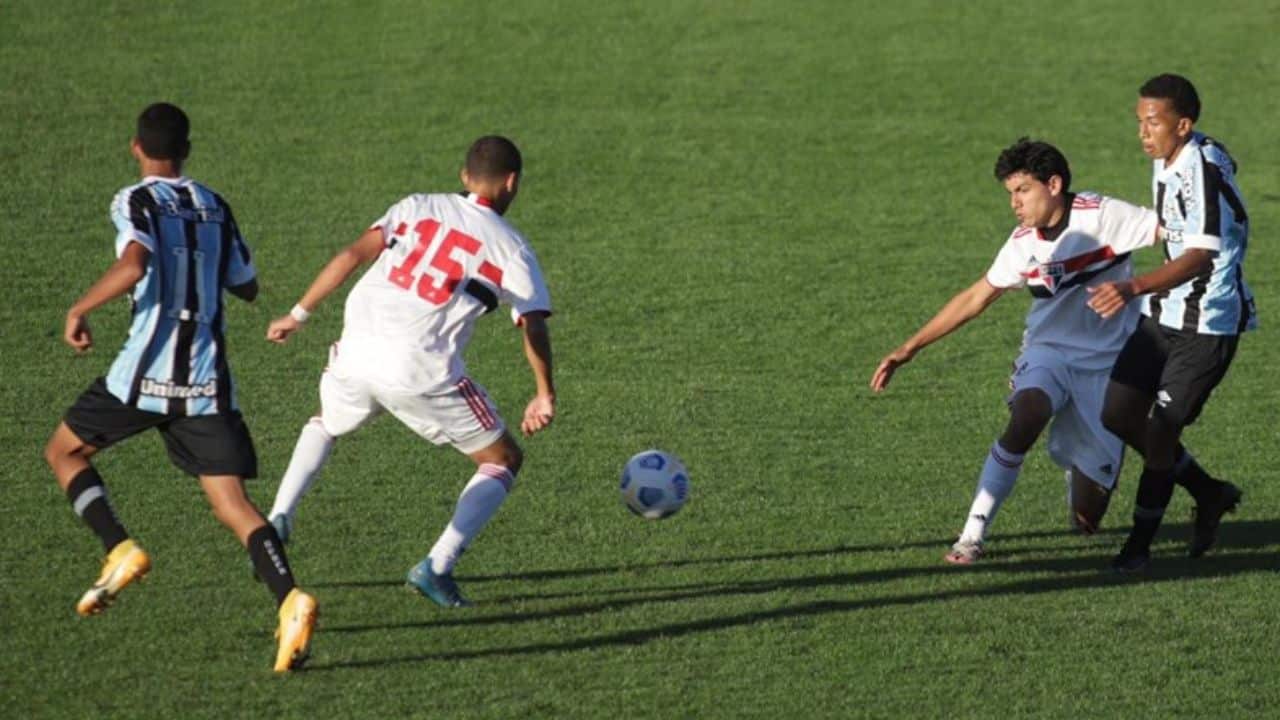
[1142, 132, 1256, 335]
[103, 176, 256, 415]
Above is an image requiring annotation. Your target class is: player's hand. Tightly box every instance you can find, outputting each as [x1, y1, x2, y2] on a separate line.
[266, 315, 302, 344]
[64, 312, 93, 353]
[1086, 280, 1137, 319]
[870, 346, 915, 393]
[520, 393, 555, 436]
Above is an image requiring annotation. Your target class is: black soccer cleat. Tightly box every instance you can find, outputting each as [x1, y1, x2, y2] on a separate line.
[1189, 482, 1242, 558]
[1111, 542, 1151, 574]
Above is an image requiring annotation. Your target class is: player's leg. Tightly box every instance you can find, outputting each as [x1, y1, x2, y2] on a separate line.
[1115, 331, 1240, 569]
[1049, 372, 1124, 535]
[47, 378, 160, 615]
[268, 367, 381, 542]
[948, 359, 1060, 564]
[165, 412, 316, 671]
[1104, 381, 1225, 507]
[388, 377, 514, 605]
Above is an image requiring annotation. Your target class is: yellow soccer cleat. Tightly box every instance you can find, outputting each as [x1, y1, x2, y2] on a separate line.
[274, 588, 318, 672]
[76, 539, 152, 617]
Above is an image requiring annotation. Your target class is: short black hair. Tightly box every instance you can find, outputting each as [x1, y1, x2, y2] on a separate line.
[1139, 73, 1200, 122]
[136, 103, 190, 160]
[465, 135, 522, 179]
[994, 137, 1071, 192]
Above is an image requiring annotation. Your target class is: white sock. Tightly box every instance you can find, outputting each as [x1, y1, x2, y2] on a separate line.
[269, 418, 335, 520]
[429, 464, 514, 574]
[959, 442, 1025, 543]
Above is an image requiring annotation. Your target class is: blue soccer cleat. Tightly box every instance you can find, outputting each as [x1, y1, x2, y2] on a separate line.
[406, 559, 471, 608]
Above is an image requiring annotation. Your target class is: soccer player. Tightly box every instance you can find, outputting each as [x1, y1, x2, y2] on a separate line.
[264, 136, 554, 608]
[42, 103, 317, 672]
[871, 138, 1162, 564]
[1088, 74, 1254, 571]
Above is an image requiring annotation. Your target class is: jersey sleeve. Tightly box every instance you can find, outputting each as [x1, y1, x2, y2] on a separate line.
[369, 196, 412, 246]
[1175, 153, 1225, 252]
[110, 187, 156, 256]
[985, 234, 1029, 289]
[1098, 196, 1160, 254]
[501, 245, 553, 325]
[221, 204, 257, 287]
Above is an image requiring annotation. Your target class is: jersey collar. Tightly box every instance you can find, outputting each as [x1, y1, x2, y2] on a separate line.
[461, 191, 495, 211]
[143, 175, 189, 185]
[1155, 132, 1204, 180]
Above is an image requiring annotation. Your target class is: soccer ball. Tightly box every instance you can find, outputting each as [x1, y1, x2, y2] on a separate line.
[620, 449, 689, 520]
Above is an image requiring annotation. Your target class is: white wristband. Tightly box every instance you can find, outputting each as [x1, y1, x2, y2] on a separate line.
[290, 304, 311, 323]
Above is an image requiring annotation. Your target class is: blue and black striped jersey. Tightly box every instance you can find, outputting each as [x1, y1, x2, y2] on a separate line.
[103, 176, 256, 415]
[1143, 132, 1256, 335]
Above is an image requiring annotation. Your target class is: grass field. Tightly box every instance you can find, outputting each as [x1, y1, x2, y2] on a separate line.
[3, 1, 1279, 717]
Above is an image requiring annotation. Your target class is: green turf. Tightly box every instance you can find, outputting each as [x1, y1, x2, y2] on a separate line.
[3, 1, 1278, 717]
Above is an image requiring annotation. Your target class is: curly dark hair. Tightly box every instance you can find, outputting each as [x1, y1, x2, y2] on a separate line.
[993, 138, 1071, 192]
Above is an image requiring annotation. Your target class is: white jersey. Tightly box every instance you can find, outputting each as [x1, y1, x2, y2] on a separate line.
[985, 193, 1159, 371]
[336, 192, 551, 394]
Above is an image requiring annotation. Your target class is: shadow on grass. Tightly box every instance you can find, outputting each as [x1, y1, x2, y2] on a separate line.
[304, 519, 1279, 671]
[308, 518, 1275, 590]
[306, 547, 1279, 671]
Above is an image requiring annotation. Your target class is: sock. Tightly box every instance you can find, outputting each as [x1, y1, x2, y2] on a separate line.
[1127, 466, 1176, 552]
[429, 464, 514, 574]
[268, 418, 335, 521]
[1171, 446, 1222, 503]
[247, 524, 296, 606]
[65, 467, 129, 552]
[959, 443, 1024, 543]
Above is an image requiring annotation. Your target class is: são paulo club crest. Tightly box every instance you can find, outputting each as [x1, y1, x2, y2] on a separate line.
[1040, 261, 1066, 292]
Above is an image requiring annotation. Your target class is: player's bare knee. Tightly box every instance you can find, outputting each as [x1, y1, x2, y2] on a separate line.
[44, 426, 88, 472]
[501, 442, 524, 475]
[1001, 390, 1052, 452]
[1069, 471, 1113, 534]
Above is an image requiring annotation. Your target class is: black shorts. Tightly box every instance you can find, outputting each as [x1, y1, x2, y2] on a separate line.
[1109, 315, 1239, 427]
[63, 378, 258, 478]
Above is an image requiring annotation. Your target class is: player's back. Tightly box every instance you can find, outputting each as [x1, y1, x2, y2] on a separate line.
[105, 176, 256, 415]
[338, 192, 549, 395]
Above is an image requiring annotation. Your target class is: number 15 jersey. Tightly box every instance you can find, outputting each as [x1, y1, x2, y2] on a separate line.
[336, 192, 552, 395]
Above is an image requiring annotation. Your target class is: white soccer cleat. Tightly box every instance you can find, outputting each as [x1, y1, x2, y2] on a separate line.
[944, 539, 985, 565]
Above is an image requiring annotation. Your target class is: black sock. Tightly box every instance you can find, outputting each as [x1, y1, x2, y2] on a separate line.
[1128, 467, 1175, 552]
[247, 524, 296, 607]
[65, 468, 129, 552]
[1171, 446, 1223, 503]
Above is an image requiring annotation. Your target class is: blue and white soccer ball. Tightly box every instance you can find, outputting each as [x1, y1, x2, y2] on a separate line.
[620, 449, 689, 520]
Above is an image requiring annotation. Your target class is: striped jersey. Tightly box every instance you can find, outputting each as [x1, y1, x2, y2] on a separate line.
[103, 176, 257, 415]
[1143, 132, 1256, 335]
[332, 192, 552, 395]
[986, 193, 1158, 371]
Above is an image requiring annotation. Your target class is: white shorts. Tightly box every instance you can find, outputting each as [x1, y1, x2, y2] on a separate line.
[316, 346, 506, 455]
[1009, 348, 1124, 489]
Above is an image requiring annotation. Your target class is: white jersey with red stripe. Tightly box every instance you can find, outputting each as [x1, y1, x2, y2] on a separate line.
[985, 192, 1158, 371]
[335, 192, 551, 395]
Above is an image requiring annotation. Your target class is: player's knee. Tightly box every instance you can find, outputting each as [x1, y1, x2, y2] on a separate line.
[1002, 390, 1052, 452]
[44, 427, 85, 471]
[501, 442, 524, 475]
[1069, 472, 1113, 535]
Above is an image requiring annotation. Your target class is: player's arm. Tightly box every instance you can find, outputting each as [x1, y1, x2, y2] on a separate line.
[870, 277, 1005, 392]
[266, 227, 384, 344]
[1086, 248, 1214, 319]
[64, 241, 151, 353]
[517, 311, 555, 436]
[1085, 195, 1219, 319]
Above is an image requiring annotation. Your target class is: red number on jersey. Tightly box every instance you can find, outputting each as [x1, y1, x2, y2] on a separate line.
[385, 219, 483, 305]
[417, 229, 481, 304]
